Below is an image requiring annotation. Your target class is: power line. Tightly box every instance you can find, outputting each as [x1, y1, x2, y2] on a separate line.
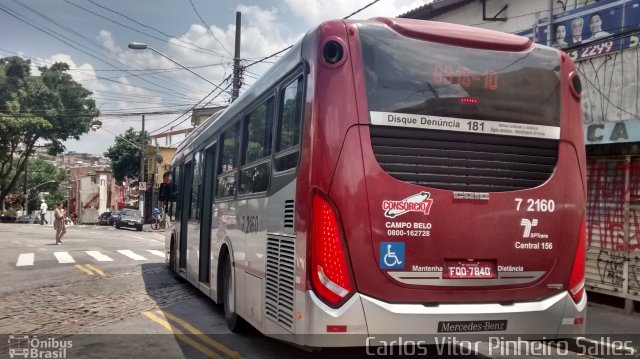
[61, 0, 230, 59]
[244, 45, 293, 68]
[343, 0, 381, 19]
[0, 47, 202, 102]
[0, 3, 202, 99]
[0, 47, 230, 73]
[242, 1, 384, 72]
[575, 65, 639, 120]
[148, 74, 233, 134]
[79, 63, 232, 72]
[84, 0, 224, 57]
[69, 68, 203, 100]
[10, 0, 209, 95]
[186, 0, 232, 56]
[165, 81, 233, 132]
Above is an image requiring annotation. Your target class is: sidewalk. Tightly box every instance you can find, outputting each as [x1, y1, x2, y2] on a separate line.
[580, 300, 640, 355]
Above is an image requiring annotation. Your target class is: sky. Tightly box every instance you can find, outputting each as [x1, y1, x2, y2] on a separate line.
[0, 0, 426, 156]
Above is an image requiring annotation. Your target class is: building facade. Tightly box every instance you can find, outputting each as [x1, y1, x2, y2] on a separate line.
[66, 163, 119, 224]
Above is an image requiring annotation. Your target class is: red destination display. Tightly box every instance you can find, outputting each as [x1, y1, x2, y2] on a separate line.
[433, 65, 498, 90]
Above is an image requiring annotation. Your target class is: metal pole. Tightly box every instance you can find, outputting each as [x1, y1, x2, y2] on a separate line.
[23, 159, 28, 214]
[232, 11, 241, 101]
[547, 0, 553, 47]
[140, 114, 145, 219]
[66, 185, 71, 219]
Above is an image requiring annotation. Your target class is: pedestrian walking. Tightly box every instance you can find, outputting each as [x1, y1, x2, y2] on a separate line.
[40, 200, 48, 225]
[53, 202, 67, 245]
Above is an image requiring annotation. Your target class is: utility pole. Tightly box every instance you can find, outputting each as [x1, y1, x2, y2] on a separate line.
[23, 158, 28, 214]
[140, 114, 145, 219]
[232, 11, 241, 101]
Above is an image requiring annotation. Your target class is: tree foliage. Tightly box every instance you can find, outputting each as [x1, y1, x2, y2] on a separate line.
[104, 127, 149, 182]
[0, 56, 98, 209]
[6, 156, 67, 212]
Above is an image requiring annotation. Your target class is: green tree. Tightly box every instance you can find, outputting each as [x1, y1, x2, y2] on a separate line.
[0, 56, 98, 209]
[12, 156, 67, 213]
[104, 127, 148, 182]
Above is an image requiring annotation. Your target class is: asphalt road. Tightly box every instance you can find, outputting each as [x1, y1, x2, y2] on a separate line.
[0, 223, 638, 359]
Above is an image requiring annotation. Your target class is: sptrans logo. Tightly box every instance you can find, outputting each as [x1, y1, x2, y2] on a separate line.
[382, 192, 433, 218]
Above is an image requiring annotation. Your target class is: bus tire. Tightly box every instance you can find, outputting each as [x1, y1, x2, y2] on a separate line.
[223, 256, 245, 332]
[168, 237, 185, 282]
[169, 238, 176, 271]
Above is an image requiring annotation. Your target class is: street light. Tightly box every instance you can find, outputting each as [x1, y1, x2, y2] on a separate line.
[128, 42, 224, 90]
[24, 180, 55, 213]
[27, 180, 55, 192]
[90, 121, 141, 149]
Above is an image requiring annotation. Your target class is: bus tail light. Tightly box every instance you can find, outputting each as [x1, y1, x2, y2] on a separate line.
[310, 194, 354, 307]
[569, 215, 586, 303]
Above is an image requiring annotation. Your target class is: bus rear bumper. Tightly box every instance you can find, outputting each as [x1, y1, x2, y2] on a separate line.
[300, 291, 586, 347]
[361, 291, 586, 337]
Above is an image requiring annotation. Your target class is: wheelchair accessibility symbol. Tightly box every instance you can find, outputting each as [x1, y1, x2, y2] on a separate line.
[380, 242, 405, 269]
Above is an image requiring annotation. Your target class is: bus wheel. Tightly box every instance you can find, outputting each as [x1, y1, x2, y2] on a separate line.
[169, 239, 185, 282]
[169, 239, 176, 271]
[223, 257, 245, 332]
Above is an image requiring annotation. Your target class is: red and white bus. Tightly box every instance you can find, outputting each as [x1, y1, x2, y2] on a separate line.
[164, 17, 587, 347]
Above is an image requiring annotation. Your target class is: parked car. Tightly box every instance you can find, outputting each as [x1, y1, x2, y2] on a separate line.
[15, 214, 39, 224]
[115, 209, 142, 231]
[108, 211, 121, 226]
[98, 211, 112, 225]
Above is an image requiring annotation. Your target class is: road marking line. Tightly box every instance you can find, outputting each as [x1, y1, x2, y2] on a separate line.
[156, 310, 242, 359]
[16, 253, 34, 266]
[84, 264, 105, 276]
[132, 235, 144, 240]
[54, 252, 75, 264]
[117, 250, 147, 261]
[85, 251, 114, 262]
[74, 264, 94, 275]
[146, 250, 165, 258]
[142, 311, 221, 359]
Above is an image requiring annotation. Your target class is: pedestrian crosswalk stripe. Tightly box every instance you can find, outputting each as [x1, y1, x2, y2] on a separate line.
[147, 250, 165, 258]
[54, 252, 75, 264]
[117, 250, 147, 261]
[16, 253, 34, 266]
[85, 251, 114, 262]
[14, 249, 162, 266]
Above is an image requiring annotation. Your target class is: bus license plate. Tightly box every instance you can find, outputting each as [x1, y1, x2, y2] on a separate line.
[443, 260, 496, 279]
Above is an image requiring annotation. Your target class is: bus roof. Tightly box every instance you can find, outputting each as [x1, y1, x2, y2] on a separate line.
[174, 17, 534, 162]
[174, 41, 303, 160]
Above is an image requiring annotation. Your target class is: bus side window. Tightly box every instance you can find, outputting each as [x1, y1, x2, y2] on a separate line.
[240, 97, 274, 194]
[170, 166, 181, 221]
[191, 151, 203, 220]
[275, 76, 303, 172]
[216, 122, 240, 199]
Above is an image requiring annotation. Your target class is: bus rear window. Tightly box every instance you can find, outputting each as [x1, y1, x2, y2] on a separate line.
[359, 24, 561, 127]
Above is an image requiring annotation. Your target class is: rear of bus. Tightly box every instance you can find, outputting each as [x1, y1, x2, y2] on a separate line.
[300, 18, 586, 344]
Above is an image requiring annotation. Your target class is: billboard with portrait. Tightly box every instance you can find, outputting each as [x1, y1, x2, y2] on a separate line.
[537, 0, 625, 60]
